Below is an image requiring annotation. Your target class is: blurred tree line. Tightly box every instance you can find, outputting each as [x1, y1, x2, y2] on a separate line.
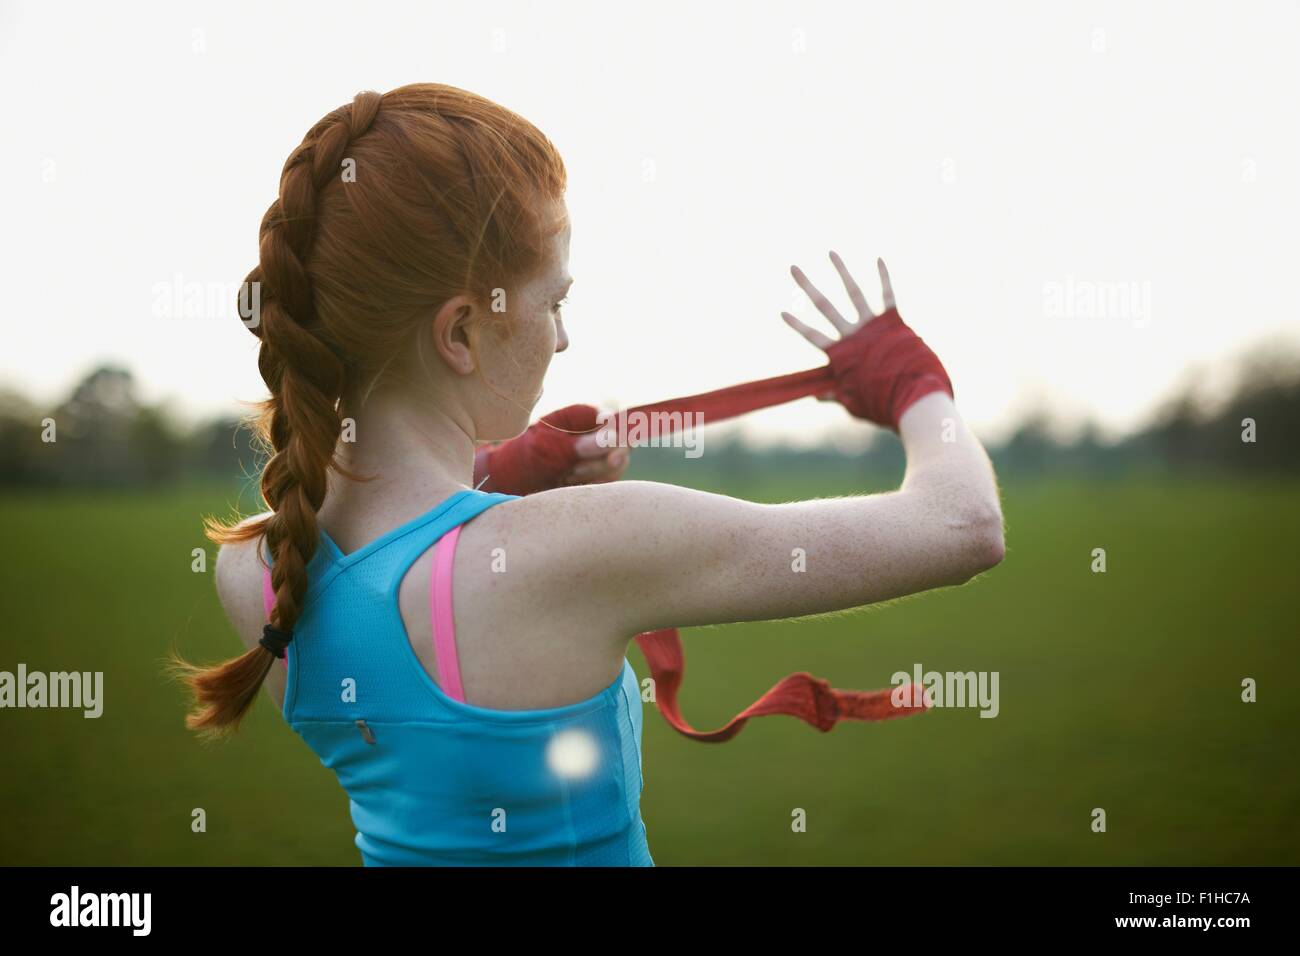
[1, 348, 1296, 490]
[0, 366, 260, 488]
[992, 340, 1299, 478]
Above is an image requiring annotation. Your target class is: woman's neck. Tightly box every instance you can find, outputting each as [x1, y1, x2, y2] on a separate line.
[316, 388, 477, 543]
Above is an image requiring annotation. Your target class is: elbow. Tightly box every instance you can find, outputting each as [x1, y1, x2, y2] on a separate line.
[951, 503, 1005, 582]
[977, 514, 1006, 571]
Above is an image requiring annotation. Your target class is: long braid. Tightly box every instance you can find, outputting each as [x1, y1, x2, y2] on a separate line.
[172, 92, 381, 735]
[255, 91, 381, 632]
[171, 82, 569, 737]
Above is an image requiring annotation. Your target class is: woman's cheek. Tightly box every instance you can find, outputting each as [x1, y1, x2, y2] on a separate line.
[523, 310, 556, 379]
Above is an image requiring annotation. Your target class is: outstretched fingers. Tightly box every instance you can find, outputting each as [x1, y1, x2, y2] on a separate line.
[829, 250, 876, 323]
[781, 310, 835, 351]
[877, 257, 896, 311]
[790, 264, 853, 336]
[782, 252, 900, 365]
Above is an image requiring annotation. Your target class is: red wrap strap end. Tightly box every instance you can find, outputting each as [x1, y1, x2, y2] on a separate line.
[634, 628, 929, 742]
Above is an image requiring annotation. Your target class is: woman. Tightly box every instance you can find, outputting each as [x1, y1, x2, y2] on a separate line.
[173, 83, 1004, 866]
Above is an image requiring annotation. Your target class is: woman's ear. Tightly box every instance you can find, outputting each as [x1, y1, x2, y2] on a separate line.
[430, 294, 478, 376]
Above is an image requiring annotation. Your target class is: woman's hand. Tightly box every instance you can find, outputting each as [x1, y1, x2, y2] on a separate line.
[780, 252, 952, 429]
[782, 251, 898, 347]
[473, 404, 631, 495]
[564, 425, 630, 485]
[781, 251, 898, 404]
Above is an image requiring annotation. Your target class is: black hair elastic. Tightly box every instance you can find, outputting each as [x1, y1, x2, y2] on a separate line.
[259, 624, 293, 659]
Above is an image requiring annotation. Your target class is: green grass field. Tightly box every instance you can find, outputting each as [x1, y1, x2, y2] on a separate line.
[1, 475, 1297, 865]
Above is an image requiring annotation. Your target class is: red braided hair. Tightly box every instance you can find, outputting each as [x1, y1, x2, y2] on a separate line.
[171, 84, 567, 736]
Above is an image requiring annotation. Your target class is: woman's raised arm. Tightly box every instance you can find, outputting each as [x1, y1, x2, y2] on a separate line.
[492, 254, 1004, 642]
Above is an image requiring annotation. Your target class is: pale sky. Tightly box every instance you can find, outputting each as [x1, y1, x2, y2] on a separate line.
[2, 0, 1297, 447]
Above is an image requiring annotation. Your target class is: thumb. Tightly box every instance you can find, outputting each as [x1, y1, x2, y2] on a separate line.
[574, 420, 621, 456]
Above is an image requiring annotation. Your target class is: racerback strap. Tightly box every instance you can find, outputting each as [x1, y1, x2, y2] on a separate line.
[429, 524, 466, 702]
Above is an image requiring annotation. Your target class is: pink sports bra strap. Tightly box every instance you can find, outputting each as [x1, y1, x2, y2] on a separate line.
[429, 524, 467, 703]
[261, 567, 288, 669]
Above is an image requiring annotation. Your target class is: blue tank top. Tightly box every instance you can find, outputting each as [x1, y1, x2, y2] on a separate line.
[272, 488, 654, 866]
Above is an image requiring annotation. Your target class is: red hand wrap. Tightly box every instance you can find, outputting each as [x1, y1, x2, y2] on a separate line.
[470, 310, 952, 741]
[473, 404, 600, 495]
[825, 307, 954, 429]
